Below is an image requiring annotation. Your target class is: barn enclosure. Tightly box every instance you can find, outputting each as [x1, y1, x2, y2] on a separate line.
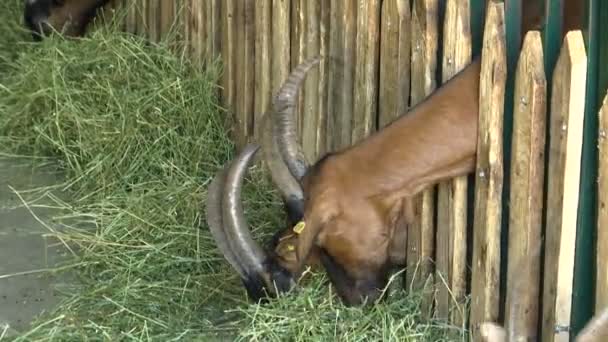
[98, 0, 608, 340]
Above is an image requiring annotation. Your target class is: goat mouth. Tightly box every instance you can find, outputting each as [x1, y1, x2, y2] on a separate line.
[205, 144, 295, 301]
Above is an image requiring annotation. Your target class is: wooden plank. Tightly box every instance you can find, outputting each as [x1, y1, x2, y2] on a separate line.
[220, 0, 237, 139]
[409, 0, 439, 316]
[191, 0, 205, 65]
[148, 0, 161, 42]
[301, 0, 321, 162]
[339, 0, 357, 149]
[597, 92, 608, 311]
[254, 0, 272, 142]
[469, 1, 506, 340]
[316, 1, 330, 156]
[436, 0, 472, 325]
[290, 0, 304, 140]
[326, 0, 344, 152]
[271, 0, 290, 95]
[378, 0, 410, 128]
[234, 0, 256, 147]
[541, 30, 587, 342]
[205, 0, 221, 62]
[159, 0, 175, 40]
[137, 0, 149, 38]
[504, 30, 546, 342]
[351, 0, 381, 143]
[125, 0, 137, 34]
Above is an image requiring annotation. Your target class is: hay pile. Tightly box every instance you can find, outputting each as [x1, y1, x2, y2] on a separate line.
[0, 3, 465, 341]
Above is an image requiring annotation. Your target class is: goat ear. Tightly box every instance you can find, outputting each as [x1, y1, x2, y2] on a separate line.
[292, 218, 323, 269]
[479, 322, 506, 342]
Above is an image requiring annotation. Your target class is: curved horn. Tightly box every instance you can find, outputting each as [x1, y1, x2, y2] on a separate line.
[205, 167, 247, 278]
[261, 111, 304, 219]
[273, 57, 322, 182]
[222, 144, 268, 275]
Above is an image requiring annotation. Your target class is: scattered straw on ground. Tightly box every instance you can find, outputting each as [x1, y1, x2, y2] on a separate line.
[0, 3, 466, 341]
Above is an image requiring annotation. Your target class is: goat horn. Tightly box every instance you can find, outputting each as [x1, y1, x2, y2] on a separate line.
[205, 167, 248, 279]
[221, 144, 268, 276]
[272, 57, 322, 182]
[261, 111, 304, 216]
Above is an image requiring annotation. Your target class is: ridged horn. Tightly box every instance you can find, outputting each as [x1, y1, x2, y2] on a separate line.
[205, 167, 247, 279]
[221, 144, 268, 275]
[272, 57, 322, 182]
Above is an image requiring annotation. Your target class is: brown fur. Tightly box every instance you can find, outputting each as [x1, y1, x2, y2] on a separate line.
[268, 1, 585, 305]
[24, 0, 109, 39]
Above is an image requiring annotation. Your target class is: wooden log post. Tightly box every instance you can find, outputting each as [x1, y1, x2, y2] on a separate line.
[125, 0, 137, 34]
[234, 0, 256, 147]
[271, 0, 291, 96]
[378, 0, 410, 129]
[301, 0, 321, 162]
[470, 1, 506, 339]
[541, 30, 587, 342]
[436, 0, 472, 325]
[504, 30, 546, 342]
[597, 93, 608, 311]
[148, 0, 161, 42]
[159, 0, 175, 40]
[325, 0, 356, 152]
[316, 1, 330, 157]
[408, 0, 438, 314]
[351, 0, 381, 143]
[205, 1, 221, 61]
[220, 0, 237, 139]
[254, 0, 272, 142]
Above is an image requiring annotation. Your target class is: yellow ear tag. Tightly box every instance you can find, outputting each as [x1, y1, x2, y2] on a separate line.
[286, 244, 295, 252]
[293, 221, 306, 234]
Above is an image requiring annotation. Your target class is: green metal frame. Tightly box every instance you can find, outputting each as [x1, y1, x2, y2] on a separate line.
[466, 0, 608, 337]
[571, 0, 608, 337]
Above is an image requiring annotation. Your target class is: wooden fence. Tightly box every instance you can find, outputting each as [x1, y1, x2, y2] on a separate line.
[101, 0, 608, 341]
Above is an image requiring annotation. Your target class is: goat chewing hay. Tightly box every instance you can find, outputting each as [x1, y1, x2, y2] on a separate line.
[0, 2, 465, 340]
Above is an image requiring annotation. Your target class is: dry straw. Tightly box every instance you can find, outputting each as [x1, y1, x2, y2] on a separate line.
[0, 1, 464, 340]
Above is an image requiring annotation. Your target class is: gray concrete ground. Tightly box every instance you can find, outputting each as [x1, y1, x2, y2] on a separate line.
[0, 157, 70, 338]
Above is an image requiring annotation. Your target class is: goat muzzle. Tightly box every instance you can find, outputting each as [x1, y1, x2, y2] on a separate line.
[205, 144, 296, 301]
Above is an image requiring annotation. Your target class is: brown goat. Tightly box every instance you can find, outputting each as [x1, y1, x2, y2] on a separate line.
[206, 56, 481, 305]
[23, 0, 109, 40]
[205, 0, 586, 305]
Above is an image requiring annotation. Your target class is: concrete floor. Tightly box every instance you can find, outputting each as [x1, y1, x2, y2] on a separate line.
[0, 158, 70, 338]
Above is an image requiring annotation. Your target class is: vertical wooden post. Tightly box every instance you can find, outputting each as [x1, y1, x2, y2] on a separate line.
[596, 93, 608, 312]
[271, 0, 291, 96]
[435, 0, 472, 325]
[470, 1, 506, 340]
[541, 30, 587, 342]
[159, 0, 175, 40]
[317, 1, 330, 156]
[351, 0, 381, 143]
[148, 0, 161, 42]
[234, 0, 256, 147]
[221, 0, 237, 139]
[254, 0, 272, 142]
[505, 30, 546, 342]
[409, 0, 438, 315]
[378, 0, 410, 129]
[301, 0, 321, 162]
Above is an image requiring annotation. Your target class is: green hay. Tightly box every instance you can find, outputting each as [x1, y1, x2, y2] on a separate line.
[0, 4, 467, 341]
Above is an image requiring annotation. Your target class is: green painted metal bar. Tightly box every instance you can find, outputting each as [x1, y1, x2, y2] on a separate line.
[571, 0, 606, 337]
[542, 0, 563, 83]
[470, 0, 486, 57]
[499, 0, 522, 323]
